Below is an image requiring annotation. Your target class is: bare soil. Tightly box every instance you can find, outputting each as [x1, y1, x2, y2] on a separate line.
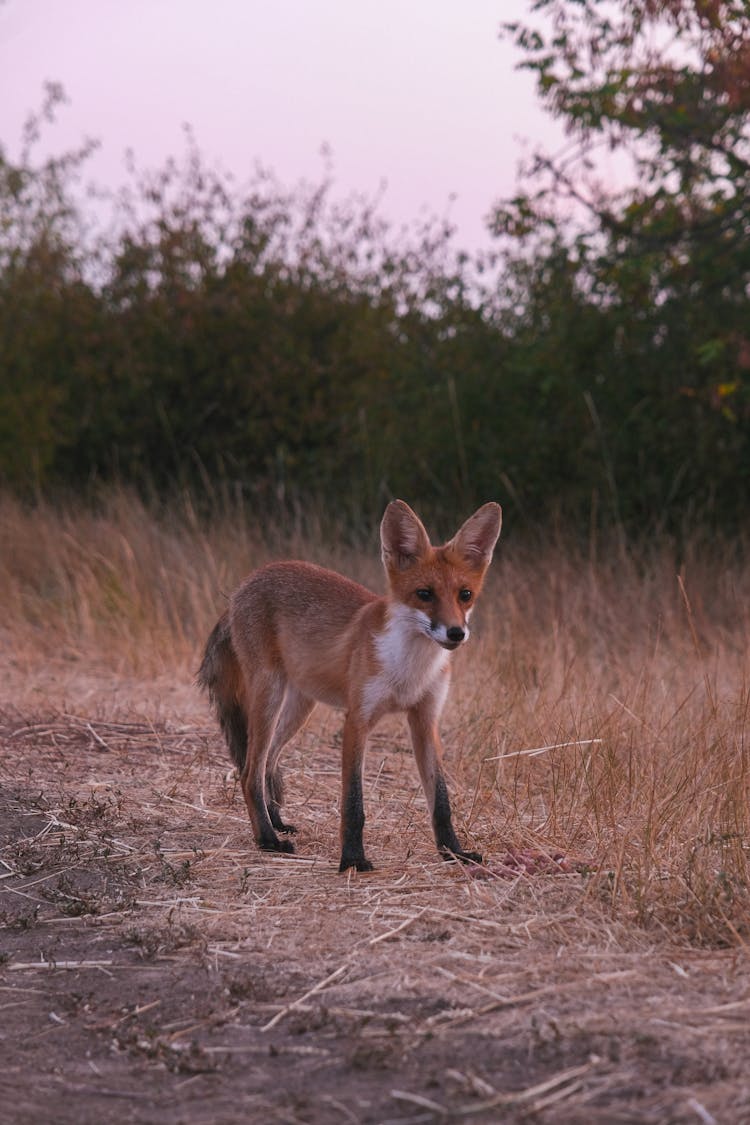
[2, 695, 749, 1125]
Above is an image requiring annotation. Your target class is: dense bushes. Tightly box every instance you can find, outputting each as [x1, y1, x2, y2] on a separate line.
[2, 0, 750, 534]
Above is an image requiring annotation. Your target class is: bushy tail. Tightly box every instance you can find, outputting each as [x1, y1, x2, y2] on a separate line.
[197, 611, 248, 771]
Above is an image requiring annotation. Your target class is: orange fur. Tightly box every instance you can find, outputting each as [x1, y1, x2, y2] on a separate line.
[198, 500, 502, 871]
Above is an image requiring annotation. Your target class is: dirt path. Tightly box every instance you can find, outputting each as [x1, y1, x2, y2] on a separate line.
[2, 710, 749, 1124]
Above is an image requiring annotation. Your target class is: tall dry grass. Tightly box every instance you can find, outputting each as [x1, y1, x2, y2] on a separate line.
[2, 489, 748, 945]
[459, 532, 750, 946]
[0, 488, 377, 675]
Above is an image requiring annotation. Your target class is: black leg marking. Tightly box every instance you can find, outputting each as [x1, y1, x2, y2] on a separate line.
[339, 772, 372, 873]
[434, 774, 482, 865]
[269, 808, 297, 835]
[267, 767, 297, 835]
[258, 835, 295, 854]
[248, 778, 295, 855]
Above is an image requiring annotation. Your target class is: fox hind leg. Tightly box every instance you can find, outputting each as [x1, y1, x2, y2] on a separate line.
[265, 687, 315, 835]
[240, 669, 295, 854]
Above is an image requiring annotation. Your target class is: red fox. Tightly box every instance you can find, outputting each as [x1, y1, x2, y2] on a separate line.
[198, 500, 502, 872]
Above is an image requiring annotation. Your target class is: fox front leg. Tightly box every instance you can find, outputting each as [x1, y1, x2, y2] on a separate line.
[407, 703, 482, 865]
[338, 714, 373, 872]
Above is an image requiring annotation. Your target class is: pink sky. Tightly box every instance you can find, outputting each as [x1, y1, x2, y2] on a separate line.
[0, 0, 568, 251]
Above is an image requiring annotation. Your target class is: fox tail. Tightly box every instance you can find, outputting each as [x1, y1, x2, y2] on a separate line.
[197, 611, 247, 771]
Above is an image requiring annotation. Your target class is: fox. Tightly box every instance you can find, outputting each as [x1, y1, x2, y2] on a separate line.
[197, 499, 502, 873]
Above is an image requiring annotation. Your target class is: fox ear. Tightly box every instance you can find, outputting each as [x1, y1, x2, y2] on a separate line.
[448, 503, 502, 569]
[381, 500, 432, 571]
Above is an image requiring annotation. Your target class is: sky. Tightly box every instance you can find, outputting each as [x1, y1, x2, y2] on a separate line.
[0, 0, 568, 252]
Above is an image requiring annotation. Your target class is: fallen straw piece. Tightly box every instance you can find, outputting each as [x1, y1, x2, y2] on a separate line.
[9, 959, 114, 971]
[484, 738, 602, 762]
[260, 963, 349, 1032]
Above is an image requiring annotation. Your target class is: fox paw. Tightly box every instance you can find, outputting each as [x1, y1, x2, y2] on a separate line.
[441, 847, 483, 865]
[339, 856, 374, 873]
[259, 837, 295, 855]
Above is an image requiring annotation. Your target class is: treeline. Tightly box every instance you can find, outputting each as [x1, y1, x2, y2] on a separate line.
[2, 0, 749, 534]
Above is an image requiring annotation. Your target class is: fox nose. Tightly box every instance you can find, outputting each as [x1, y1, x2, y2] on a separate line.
[446, 626, 465, 644]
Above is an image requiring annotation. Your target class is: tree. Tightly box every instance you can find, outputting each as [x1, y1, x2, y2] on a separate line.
[496, 0, 750, 527]
[0, 84, 100, 488]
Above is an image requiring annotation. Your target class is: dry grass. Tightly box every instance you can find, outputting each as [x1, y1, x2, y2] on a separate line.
[466, 534, 750, 947]
[2, 713, 749, 1123]
[2, 489, 750, 1121]
[2, 489, 749, 946]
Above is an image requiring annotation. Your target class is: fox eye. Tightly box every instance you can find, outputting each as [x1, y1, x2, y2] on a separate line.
[458, 589, 472, 603]
[415, 588, 434, 603]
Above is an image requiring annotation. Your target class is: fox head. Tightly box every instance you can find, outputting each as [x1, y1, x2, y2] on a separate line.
[380, 500, 502, 650]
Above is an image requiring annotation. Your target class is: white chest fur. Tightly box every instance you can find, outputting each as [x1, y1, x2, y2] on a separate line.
[361, 604, 450, 721]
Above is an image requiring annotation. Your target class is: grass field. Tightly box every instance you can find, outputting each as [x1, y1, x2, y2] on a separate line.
[2, 490, 749, 1123]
